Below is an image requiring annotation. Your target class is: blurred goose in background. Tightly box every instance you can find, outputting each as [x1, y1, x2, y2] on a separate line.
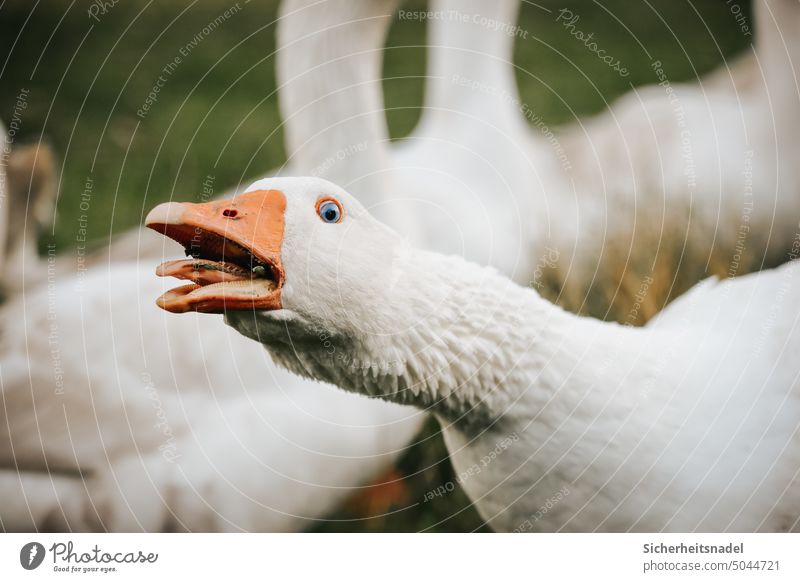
[280, 0, 800, 287]
[0, 122, 7, 277]
[0, 266, 420, 531]
[0, 0, 424, 532]
[0, 122, 54, 298]
[0, 122, 88, 527]
[556, 0, 800, 268]
[0, 138, 58, 297]
[148, 177, 800, 532]
[100, 0, 800, 287]
[0, 121, 8, 291]
[76, 0, 415, 266]
[391, 0, 800, 285]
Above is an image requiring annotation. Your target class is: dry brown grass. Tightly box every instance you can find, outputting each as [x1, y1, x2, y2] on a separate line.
[538, 211, 775, 326]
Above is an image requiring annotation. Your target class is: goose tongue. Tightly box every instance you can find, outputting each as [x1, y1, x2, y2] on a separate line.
[156, 259, 252, 285]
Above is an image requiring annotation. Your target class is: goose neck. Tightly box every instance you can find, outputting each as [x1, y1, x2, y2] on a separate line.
[276, 0, 397, 188]
[332, 248, 582, 426]
[420, 0, 523, 124]
[231, 244, 628, 432]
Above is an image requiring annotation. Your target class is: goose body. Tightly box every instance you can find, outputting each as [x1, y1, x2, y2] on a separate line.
[391, 0, 800, 280]
[439, 259, 800, 532]
[147, 177, 800, 532]
[0, 262, 420, 531]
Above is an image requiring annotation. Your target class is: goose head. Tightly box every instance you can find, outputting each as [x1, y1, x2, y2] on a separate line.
[145, 177, 405, 345]
[146, 176, 535, 420]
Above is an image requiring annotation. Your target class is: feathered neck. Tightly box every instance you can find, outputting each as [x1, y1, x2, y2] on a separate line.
[261, 246, 594, 429]
[276, 0, 396, 200]
[416, 0, 523, 135]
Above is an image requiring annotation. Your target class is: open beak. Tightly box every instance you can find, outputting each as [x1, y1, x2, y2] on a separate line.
[145, 189, 286, 313]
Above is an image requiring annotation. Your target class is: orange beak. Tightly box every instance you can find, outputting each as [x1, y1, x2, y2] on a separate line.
[145, 189, 287, 314]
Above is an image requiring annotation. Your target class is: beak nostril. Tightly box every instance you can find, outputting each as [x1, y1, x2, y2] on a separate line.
[222, 208, 238, 218]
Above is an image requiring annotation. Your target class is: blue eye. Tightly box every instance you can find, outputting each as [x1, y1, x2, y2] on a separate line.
[317, 199, 342, 223]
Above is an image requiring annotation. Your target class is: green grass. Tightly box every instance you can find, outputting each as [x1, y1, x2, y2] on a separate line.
[0, 0, 753, 532]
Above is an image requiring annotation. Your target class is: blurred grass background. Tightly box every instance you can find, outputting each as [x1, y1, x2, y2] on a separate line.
[0, 0, 752, 531]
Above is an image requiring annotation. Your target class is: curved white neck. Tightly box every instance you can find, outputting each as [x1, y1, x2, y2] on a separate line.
[254, 246, 595, 428]
[418, 0, 523, 133]
[277, 0, 397, 202]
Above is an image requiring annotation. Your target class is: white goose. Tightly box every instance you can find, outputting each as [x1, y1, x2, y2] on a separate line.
[391, 0, 800, 282]
[0, 0, 424, 532]
[555, 0, 800, 262]
[6, 0, 797, 531]
[390, 0, 545, 278]
[147, 177, 800, 532]
[1, 270, 420, 531]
